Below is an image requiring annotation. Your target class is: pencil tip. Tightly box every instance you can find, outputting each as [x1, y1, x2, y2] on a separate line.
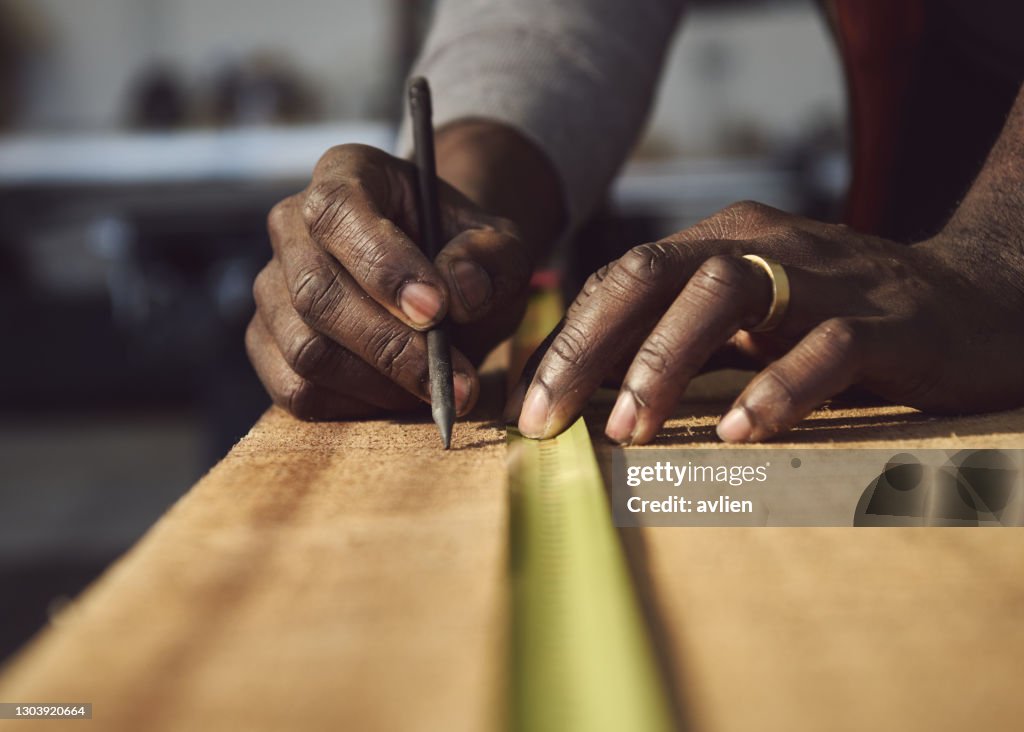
[437, 416, 453, 450]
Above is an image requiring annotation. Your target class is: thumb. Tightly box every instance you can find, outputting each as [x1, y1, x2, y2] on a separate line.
[434, 227, 532, 324]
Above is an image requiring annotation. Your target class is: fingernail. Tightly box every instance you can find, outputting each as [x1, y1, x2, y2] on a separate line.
[717, 407, 753, 443]
[503, 381, 527, 424]
[518, 386, 550, 438]
[398, 282, 443, 326]
[450, 260, 492, 311]
[454, 372, 472, 414]
[605, 391, 638, 445]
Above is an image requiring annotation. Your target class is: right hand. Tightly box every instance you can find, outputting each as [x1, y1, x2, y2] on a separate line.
[246, 143, 533, 419]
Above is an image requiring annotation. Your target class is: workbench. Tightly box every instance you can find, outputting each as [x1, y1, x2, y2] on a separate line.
[1, 373, 1022, 731]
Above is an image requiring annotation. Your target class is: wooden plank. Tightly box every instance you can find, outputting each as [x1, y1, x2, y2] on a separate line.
[635, 526, 1024, 732]
[0, 408, 509, 731]
[594, 394, 1024, 732]
[4, 351, 1023, 731]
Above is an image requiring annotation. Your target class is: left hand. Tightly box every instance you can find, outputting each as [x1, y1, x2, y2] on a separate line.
[510, 201, 1024, 443]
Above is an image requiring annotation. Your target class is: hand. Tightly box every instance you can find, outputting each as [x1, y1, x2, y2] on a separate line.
[512, 200, 1024, 443]
[247, 143, 533, 419]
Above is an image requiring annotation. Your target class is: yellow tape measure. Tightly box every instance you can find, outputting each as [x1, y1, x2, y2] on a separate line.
[508, 290, 674, 732]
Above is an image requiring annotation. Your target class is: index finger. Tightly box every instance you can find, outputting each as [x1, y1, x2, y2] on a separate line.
[301, 145, 449, 330]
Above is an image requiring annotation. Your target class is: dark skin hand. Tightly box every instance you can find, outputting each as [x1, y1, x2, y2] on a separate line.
[247, 122, 564, 420]
[251, 87, 1024, 441]
[513, 83, 1024, 444]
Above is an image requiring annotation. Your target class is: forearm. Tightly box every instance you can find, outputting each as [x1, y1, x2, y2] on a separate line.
[399, 0, 685, 232]
[933, 83, 1024, 275]
[435, 120, 565, 260]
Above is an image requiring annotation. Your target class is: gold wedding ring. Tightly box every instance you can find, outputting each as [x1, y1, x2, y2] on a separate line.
[742, 254, 790, 332]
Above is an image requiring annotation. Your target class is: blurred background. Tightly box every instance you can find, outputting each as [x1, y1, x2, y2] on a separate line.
[0, 0, 846, 662]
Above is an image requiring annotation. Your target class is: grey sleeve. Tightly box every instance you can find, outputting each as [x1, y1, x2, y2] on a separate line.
[397, 0, 686, 232]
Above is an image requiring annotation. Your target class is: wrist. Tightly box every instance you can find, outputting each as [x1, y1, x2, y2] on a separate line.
[434, 120, 566, 258]
[923, 85, 1024, 284]
[918, 222, 1024, 306]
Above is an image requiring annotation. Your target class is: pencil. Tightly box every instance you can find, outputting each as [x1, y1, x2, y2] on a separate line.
[407, 76, 455, 449]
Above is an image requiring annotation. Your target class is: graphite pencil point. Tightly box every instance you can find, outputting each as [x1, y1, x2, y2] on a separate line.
[434, 408, 453, 450]
[427, 328, 455, 450]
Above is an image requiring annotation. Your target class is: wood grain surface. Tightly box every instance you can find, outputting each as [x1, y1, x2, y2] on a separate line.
[0, 409, 509, 731]
[632, 526, 1024, 732]
[591, 389, 1024, 732]
[2, 370, 1022, 730]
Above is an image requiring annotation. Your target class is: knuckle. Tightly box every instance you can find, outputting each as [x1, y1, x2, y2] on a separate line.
[302, 180, 359, 242]
[244, 317, 261, 360]
[586, 263, 612, 292]
[724, 199, 775, 225]
[291, 264, 343, 325]
[635, 331, 675, 376]
[690, 255, 749, 300]
[285, 331, 331, 378]
[592, 262, 612, 283]
[366, 329, 419, 381]
[268, 200, 288, 240]
[266, 200, 290, 239]
[695, 200, 780, 240]
[549, 320, 590, 366]
[700, 254, 748, 284]
[619, 242, 678, 282]
[312, 144, 391, 190]
[314, 143, 367, 172]
[252, 265, 272, 308]
[571, 264, 613, 312]
[314, 144, 346, 169]
[348, 228, 399, 285]
[283, 376, 322, 419]
[725, 199, 766, 215]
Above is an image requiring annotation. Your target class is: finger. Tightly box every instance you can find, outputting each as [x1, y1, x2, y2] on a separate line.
[271, 224, 477, 416]
[518, 240, 740, 439]
[503, 261, 621, 421]
[245, 315, 382, 420]
[253, 261, 421, 412]
[280, 157, 449, 329]
[606, 255, 772, 444]
[716, 317, 875, 442]
[502, 319, 564, 423]
[508, 246, 768, 422]
[434, 227, 532, 324]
